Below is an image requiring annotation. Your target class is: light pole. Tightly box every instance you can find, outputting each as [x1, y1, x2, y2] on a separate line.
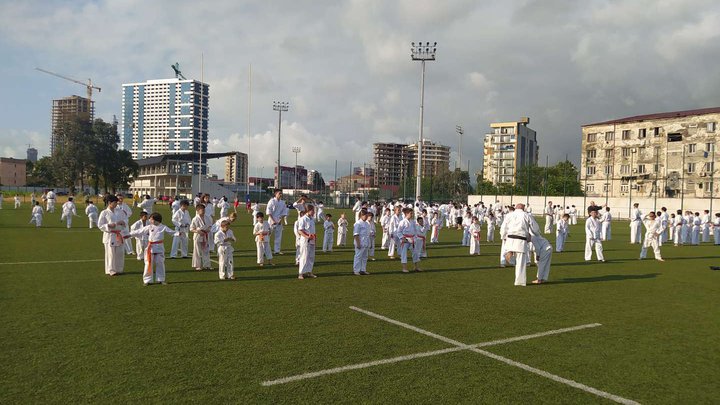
[292, 146, 301, 198]
[411, 41, 437, 202]
[273, 101, 289, 190]
[456, 125, 463, 170]
[629, 148, 636, 219]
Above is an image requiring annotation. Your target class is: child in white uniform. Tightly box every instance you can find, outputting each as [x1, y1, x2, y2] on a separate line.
[430, 212, 442, 244]
[352, 210, 370, 275]
[170, 201, 191, 258]
[214, 220, 236, 280]
[14, 194, 21, 209]
[253, 212, 273, 266]
[190, 204, 213, 271]
[60, 197, 77, 228]
[556, 214, 569, 252]
[380, 208, 391, 249]
[396, 208, 421, 273]
[469, 216, 482, 255]
[85, 201, 99, 229]
[130, 212, 149, 261]
[336, 213, 348, 247]
[415, 216, 428, 259]
[29, 201, 43, 227]
[366, 212, 377, 260]
[323, 214, 334, 252]
[127, 212, 176, 285]
[713, 213, 720, 245]
[640, 212, 664, 261]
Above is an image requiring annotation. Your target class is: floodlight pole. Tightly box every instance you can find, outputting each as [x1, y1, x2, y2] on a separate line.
[292, 146, 301, 198]
[411, 41, 437, 202]
[273, 101, 289, 190]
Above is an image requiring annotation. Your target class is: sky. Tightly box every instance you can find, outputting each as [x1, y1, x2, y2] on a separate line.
[1, 0, 719, 182]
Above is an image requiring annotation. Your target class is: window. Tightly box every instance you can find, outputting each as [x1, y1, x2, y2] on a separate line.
[622, 130, 631, 140]
[622, 148, 631, 157]
[688, 144, 697, 153]
[688, 162, 696, 173]
[587, 133, 597, 142]
[605, 149, 613, 158]
[621, 164, 630, 174]
[704, 162, 714, 172]
[706, 142, 715, 152]
[668, 133, 682, 142]
[637, 165, 646, 174]
[639, 128, 647, 138]
[605, 131, 615, 141]
[620, 184, 629, 193]
[604, 165, 612, 175]
[585, 184, 595, 192]
[708, 122, 717, 132]
[653, 127, 661, 137]
[603, 184, 609, 192]
[587, 149, 597, 158]
[586, 166, 596, 175]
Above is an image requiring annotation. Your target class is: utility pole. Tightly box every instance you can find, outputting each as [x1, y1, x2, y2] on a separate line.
[456, 125, 464, 170]
[272, 101, 289, 189]
[411, 41, 437, 202]
[292, 146, 301, 199]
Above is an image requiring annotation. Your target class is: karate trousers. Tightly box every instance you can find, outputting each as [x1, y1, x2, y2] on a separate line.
[323, 232, 333, 252]
[298, 239, 315, 274]
[353, 245, 368, 274]
[256, 240, 273, 264]
[104, 244, 125, 275]
[536, 244, 552, 281]
[584, 238, 604, 261]
[273, 225, 284, 253]
[640, 237, 661, 260]
[218, 245, 234, 279]
[142, 252, 165, 284]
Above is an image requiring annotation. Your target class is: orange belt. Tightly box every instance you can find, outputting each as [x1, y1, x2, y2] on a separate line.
[110, 230, 123, 245]
[145, 241, 163, 276]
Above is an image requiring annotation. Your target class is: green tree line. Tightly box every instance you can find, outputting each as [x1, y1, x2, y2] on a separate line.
[475, 160, 583, 197]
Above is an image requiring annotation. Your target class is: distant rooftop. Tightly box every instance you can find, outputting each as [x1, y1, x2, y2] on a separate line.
[583, 107, 720, 127]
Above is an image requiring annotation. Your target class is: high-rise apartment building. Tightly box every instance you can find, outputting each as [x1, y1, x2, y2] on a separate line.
[482, 118, 538, 185]
[120, 78, 209, 173]
[373, 143, 412, 194]
[406, 140, 451, 178]
[224, 152, 248, 184]
[51, 95, 93, 155]
[26, 148, 38, 163]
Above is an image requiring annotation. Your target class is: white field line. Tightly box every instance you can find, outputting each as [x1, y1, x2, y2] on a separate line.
[263, 307, 638, 405]
[0, 259, 104, 265]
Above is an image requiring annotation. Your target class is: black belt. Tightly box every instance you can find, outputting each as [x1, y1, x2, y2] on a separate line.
[507, 235, 528, 241]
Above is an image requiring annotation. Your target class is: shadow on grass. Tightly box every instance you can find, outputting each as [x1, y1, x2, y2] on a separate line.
[555, 273, 660, 284]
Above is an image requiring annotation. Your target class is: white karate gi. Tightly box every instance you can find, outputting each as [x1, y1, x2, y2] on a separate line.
[701, 213, 711, 243]
[640, 218, 663, 260]
[136, 197, 156, 214]
[294, 219, 302, 264]
[60, 201, 77, 228]
[387, 213, 402, 258]
[30, 205, 43, 227]
[86, 204, 99, 228]
[543, 205, 554, 234]
[98, 207, 125, 275]
[130, 219, 149, 260]
[297, 214, 316, 275]
[352, 200, 362, 222]
[266, 197, 285, 254]
[555, 219, 568, 252]
[190, 213, 213, 269]
[171, 199, 181, 215]
[353, 220, 369, 274]
[530, 232, 552, 282]
[713, 217, 720, 245]
[14, 196, 21, 209]
[116, 202, 133, 254]
[367, 218, 377, 258]
[170, 209, 191, 258]
[691, 216, 701, 245]
[380, 214, 391, 248]
[46, 191, 56, 213]
[415, 220, 427, 258]
[337, 217, 348, 246]
[396, 217, 419, 264]
[486, 216, 495, 242]
[569, 207, 578, 225]
[214, 229, 235, 279]
[629, 208, 642, 244]
[323, 219, 334, 252]
[585, 216, 605, 262]
[254, 221, 273, 264]
[461, 215, 472, 246]
[601, 211, 612, 241]
[128, 223, 175, 284]
[430, 216, 442, 244]
[500, 210, 537, 286]
[672, 216, 684, 246]
[469, 222, 482, 255]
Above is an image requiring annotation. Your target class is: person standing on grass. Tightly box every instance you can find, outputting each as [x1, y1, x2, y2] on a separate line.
[585, 208, 605, 262]
[629, 203, 642, 244]
[430, 211, 442, 244]
[701, 210, 711, 243]
[136, 195, 155, 214]
[170, 200, 191, 258]
[190, 203, 212, 271]
[14, 194, 21, 209]
[60, 197, 77, 229]
[600, 206, 612, 241]
[500, 203, 535, 286]
[469, 216, 482, 256]
[45, 189, 56, 213]
[712, 213, 720, 244]
[672, 210, 683, 246]
[297, 205, 318, 279]
[322, 213, 334, 252]
[396, 207, 421, 273]
[130, 212, 149, 261]
[543, 201, 554, 234]
[415, 215, 428, 259]
[556, 213, 569, 253]
[660, 207, 670, 243]
[115, 195, 134, 255]
[336, 213, 348, 247]
[254, 212, 273, 266]
[380, 208, 392, 248]
[171, 196, 181, 215]
[691, 212, 701, 245]
[86, 200, 99, 229]
[529, 228, 553, 284]
[126, 212, 176, 286]
[367, 212, 378, 260]
[352, 209, 370, 275]
[214, 219, 236, 280]
[294, 210, 305, 265]
[98, 195, 126, 276]
[387, 205, 403, 259]
[640, 212, 664, 261]
[266, 190, 285, 255]
[29, 201, 43, 227]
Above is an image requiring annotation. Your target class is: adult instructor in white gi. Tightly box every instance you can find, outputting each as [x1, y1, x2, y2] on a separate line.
[501, 203, 537, 286]
[266, 190, 286, 255]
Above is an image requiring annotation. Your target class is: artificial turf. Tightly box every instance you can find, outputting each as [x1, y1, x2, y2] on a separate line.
[0, 201, 718, 404]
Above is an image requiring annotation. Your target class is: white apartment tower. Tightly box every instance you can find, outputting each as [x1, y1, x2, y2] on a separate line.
[120, 78, 209, 173]
[482, 118, 538, 185]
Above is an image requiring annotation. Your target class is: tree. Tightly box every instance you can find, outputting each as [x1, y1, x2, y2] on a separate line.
[53, 116, 94, 193]
[105, 149, 139, 193]
[30, 157, 57, 186]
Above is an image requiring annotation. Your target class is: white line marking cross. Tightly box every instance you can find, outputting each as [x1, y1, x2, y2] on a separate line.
[262, 306, 639, 405]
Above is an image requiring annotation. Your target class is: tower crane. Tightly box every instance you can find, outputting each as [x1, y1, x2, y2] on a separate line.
[35, 67, 101, 103]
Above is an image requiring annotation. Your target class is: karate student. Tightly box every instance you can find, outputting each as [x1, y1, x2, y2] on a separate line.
[415, 215, 428, 259]
[469, 216, 482, 255]
[115, 194, 134, 255]
[217, 196, 230, 219]
[14, 194, 21, 209]
[629, 203, 642, 244]
[322, 214, 335, 252]
[170, 200, 191, 258]
[190, 204, 213, 271]
[529, 230, 553, 284]
[352, 209, 370, 275]
[701, 210, 711, 243]
[336, 213, 348, 246]
[673, 210, 684, 246]
[46, 190, 56, 212]
[691, 212, 701, 245]
[396, 207, 421, 273]
[86, 200, 99, 229]
[556, 213, 569, 252]
[569, 205, 578, 225]
[251, 201, 260, 225]
[29, 201, 43, 227]
[461, 211, 472, 246]
[387, 206, 403, 259]
[294, 211, 305, 265]
[171, 196, 181, 215]
[253, 212, 273, 266]
[126, 212, 176, 285]
[380, 208, 392, 248]
[640, 212, 664, 261]
[499, 203, 536, 286]
[266, 190, 286, 255]
[485, 212, 496, 242]
[97, 195, 126, 276]
[430, 211, 442, 244]
[601, 207, 612, 241]
[60, 197, 77, 228]
[200, 195, 216, 253]
[297, 205, 318, 279]
[367, 212, 377, 260]
[543, 201, 554, 234]
[130, 211, 149, 261]
[713, 213, 720, 245]
[136, 195, 155, 213]
[585, 208, 605, 262]
[315, 201, 324, 223]
[214, 219, 236, 280]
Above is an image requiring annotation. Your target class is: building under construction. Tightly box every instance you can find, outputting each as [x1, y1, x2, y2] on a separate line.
[51, 95, 93, 155]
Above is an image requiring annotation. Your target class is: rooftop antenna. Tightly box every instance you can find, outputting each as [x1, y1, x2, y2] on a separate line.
[171, 62, 187, 80]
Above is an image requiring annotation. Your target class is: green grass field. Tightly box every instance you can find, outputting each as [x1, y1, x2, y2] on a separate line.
[1, 202, 718, 404]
